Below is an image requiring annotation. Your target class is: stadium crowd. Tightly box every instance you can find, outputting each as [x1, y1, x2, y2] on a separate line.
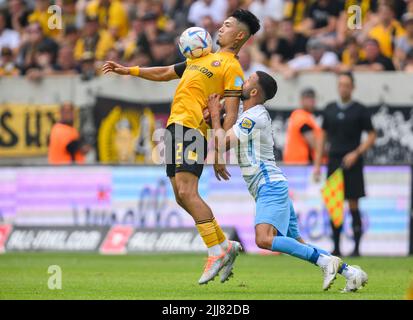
[1, 0, 413, 79]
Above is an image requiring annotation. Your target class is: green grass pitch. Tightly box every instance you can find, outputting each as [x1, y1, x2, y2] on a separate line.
[1, 253, 412, 300]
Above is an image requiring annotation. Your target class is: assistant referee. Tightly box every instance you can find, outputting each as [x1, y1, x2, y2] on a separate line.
[314, 72, 376, 257]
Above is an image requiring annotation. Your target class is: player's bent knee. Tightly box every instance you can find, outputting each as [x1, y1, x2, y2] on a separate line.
[255, 235, 273, 250]
[177, 186, 197, 204]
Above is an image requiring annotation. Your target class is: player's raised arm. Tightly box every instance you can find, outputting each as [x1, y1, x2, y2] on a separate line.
[102, 61, 186, 82]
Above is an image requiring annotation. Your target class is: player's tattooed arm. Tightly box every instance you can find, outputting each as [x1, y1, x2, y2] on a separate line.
[208, 94, 238, 153]
[208, 94, 233, 181]
[102, 61, 182, 81]
[222, 96, 240, 131]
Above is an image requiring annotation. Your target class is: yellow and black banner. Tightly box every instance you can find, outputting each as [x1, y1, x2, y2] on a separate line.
[93, 97, 170, 164]
[0, 103, 60, 157]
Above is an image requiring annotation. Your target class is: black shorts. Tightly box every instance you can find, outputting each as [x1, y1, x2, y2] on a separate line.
[164, 123, 208, 178]
[327, 156, 365, 200]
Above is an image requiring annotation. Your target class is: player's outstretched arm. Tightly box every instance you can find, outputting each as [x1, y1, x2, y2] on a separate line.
[102, 61, 181, 82]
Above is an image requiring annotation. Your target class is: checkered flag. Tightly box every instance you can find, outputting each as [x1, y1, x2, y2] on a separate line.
[321, 168, 345, 228]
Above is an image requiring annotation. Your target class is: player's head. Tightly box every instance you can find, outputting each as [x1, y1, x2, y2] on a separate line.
[217, 9, 260, 51]
[337, 71, 355, 101]
[241, 71, 277, 104]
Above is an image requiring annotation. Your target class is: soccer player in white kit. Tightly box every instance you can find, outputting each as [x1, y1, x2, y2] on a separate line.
[207, 71, 368, 292]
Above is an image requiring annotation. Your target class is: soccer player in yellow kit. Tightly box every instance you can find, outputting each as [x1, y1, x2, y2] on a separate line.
[102, 9, 260, 284]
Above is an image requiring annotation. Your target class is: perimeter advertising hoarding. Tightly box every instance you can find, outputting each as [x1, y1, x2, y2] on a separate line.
[5, 225, 109, 252]
[0, 165, 410, 255]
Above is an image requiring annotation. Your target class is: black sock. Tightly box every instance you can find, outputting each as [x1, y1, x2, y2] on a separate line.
[350, 209, 363, 254]
[331, 221, 342, 255]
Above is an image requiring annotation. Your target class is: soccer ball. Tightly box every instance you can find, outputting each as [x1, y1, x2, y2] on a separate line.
[178, 27, 212, 59]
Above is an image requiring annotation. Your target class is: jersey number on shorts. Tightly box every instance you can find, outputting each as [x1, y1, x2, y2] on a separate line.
[176, 142, 183, 164]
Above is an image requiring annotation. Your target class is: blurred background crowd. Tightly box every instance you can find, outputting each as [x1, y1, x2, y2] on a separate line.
[1, 0, 413, 80]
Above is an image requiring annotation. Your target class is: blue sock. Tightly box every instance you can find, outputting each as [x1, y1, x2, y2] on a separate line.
[338, 263, 348, 274]
[306, 243, 331, 256]
[272, 236, 320, 264]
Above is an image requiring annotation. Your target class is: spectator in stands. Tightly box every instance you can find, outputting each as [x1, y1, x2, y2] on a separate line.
[394, 13, 413, 70]
[403, 47, 413, 71]
[127, 46, 152, 67]
[79, 51, 98, 80]
[359, 1, 405, 59]
[56, 0, 78, 31]
[238, 46, 271, 78]
[354, 38, 395, 71]
[270, 16, 308, 71]
[74, 15, 114, 61]
[28, 0, 60, 38]
[25, 40, 59, 80]
[283, 88, 323, 164]
[0, 46, 20, 75]
[17, 22, 59, 74]
[248, 0, 284, 28]
[141, 12, 162, 46]
[6, 0, 32, 33]
[278, 18, 308, 60]
[150, 33, 182, 66]
[62, 24, 80, 48]
[0, 10, 20, 52]
[187, 0, 227, 27]
[258, 18, 290, 62]
[301, 0, 341, 40]
[151, 0, 173, 32]
[86, 0, 129, 39]
[225, 0, 242, 20]
[122, 16, 152, 61]
[48, 102, 90, 164]
[336, 0, 378, 48]
[314, 72, 376, 257]
[283, 0, 313, 32]
[281, 37, 339, 78]
[54, 44, 81, 74]
[338, 36, 364, 71]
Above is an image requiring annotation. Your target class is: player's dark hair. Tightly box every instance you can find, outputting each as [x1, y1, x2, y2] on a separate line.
[338, 71, 355, 85]
[230, 9, 260, 35]
[256, 71, 277, 102]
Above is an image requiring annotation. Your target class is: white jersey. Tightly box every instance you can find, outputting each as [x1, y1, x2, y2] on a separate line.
[232, 104, 287, 198]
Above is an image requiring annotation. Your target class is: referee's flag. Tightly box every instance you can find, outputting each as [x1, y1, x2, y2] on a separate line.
[321, 168, 345, 228]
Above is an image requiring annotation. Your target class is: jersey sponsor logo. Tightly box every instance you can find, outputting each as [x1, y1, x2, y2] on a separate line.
[211, 60, 221, 67]
[187, 64, 214, 78]
[234, 76, 244, 87]
[239, 117, 255, 134]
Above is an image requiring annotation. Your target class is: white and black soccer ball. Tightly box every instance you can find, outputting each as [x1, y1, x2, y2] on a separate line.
[178, 27, 212, 60]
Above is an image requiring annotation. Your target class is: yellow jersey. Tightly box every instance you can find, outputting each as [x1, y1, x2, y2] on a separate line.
[368, 20, 405, 58]
[167, 51, 244, 137]
[86, 0, 129, 39]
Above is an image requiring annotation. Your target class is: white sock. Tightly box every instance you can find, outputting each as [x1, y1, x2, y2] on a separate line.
[341, 265, 357, 279]
[219, 239, 230, 251]
[316, 254, 331, 268]
[208, 244, 224, 256]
